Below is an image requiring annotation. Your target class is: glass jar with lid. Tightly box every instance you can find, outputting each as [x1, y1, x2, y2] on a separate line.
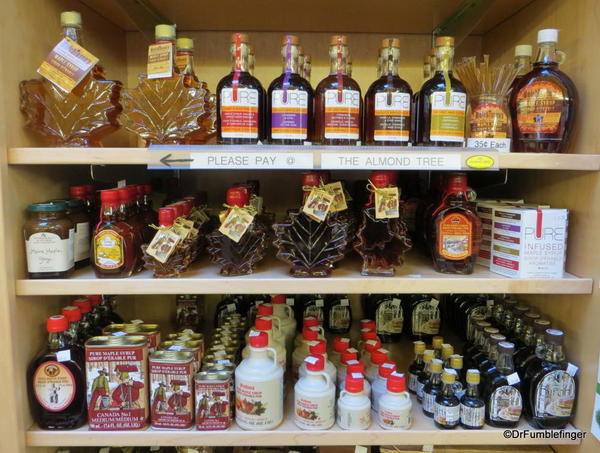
[49, 199, 91, 269]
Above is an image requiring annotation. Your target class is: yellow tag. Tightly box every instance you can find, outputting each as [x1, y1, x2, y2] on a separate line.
[147, 42, 173, 79]
[326, 182, 348, 213]
[466, 155, 495, 169]
[37, 37, 99, 93]
[250, 195, 264, 215]
[218, 208, 255, 242]
[302, 189, 335, 222]
[146, 228, 181, 264]
[190, 208, 210, 226]
[375, 187, 400, 219]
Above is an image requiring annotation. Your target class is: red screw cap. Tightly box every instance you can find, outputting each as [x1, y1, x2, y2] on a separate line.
[364, 339, 382, 353]
[47, 315, 68, 333]
[360, 319, 376, 330]
[333, 337, 351, 352]
[87, 295, 102, 306]
[73, 299, 91, 314]
[371, 348, 389, 365]
[346, 360, 365, 374]
[302, 326, 319, 341]
[309, 339, 327, 355]
[387, 372, 407, 392]
[341, 348, 358, 364]
[158, 207, 177, 227]
[370, 171, 390, 188]
[360, 329, 378, 341]
[61, 306, 82, 322]
[379, 361, 397, 377]
[345, 373, 365, 393]
[305, 354, 325, 372]
[254, 316, 273, 331]
[249, 331, 268, 348]
[226, 187, 250, 207]
[69, 185, 87, 199]
[100, 189, 120, 203]
[257, 303, 274, 316]
[303, 316, 319, 328]
[270, 295, 286, 304]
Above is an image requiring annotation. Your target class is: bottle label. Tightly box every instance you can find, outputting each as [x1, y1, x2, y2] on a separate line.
[174, 54, 192, 73]
[460, 403, 485, 427]
[429, 91, 466, 142]
[469, 103, 509, 138]
[327, 182, 348, 213]
[33, 361, 76, 412]
[26, 232, 74, 273]
[271, 89, 309, 140]
[534, 370, 575, 418]
[324, 89, 360, 139]
[235, 377, 284, 428]
[337, 402, 371, 429]
[416, 381, 425, 400]
[294, 390, 335, 429]
[218, 209, 255, 243]
[94, 230, 124, 270]
[412, 299, 441, 335]
[220, 87, 260, 139]
[373, 92, 411, 142]
[74, 222, 90, 262]
[423, 391, 437, 413]
[150, 359, 194, 429]
[438, 213, 472, 260]
[516, 81, 564, 134]
[147, 42, 174, 79]
[329, 304, 351, 331]
[376, 298, 403, 335]
[304, 305, 324, 324]
[434, 402, 460, 426]
[489, 385, 522, 422]
[302, 188, 335, 223]
[378, 404, 412, 429]
[408, 372, 419, 393]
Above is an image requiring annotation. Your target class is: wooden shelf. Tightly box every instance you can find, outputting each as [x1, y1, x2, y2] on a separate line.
[15, 255, 593, 296]
[8, 147, 600, 171]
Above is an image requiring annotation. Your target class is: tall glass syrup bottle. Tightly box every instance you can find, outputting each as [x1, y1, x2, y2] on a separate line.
[412, 54, 432, 144]
[417, 37, 467, 146]
[511, 29, 577, 153]
[217, 33, 265, 144]
[364, 39, 412, 145]
[507, 44, 532, 101]
[314, 35, 362, 145]
[267, 35, 313, 144]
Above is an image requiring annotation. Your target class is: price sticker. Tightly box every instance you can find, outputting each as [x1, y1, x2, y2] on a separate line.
[341, 298, 349, 306]
[567, 362, 579, 376]
[56, 350, 71, 362]
[467, 138, 511, 153]
[286, 297, 295, 306]
[506, 372, 520, 385]
[316, 299, 324, 307]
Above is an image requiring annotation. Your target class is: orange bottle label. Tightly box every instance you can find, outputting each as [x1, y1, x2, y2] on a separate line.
[438, 213, 472, 260]
[516, 81, 564, 134]
[94, 229, 124, 269]
[470, 103, 509, 138]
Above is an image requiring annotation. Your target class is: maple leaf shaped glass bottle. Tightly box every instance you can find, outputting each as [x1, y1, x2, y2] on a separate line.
[314, 35, 362, 145]
[273, 172, 349, 278]
[364, 39, 413, 145]
[354, 171, 412, 276]
[267, 35, 314, 144]
[20, 11, 122, 147]
[207, 187, 267, 276]
[430, 173, 482, 274]
[122, 25, 211, 145]
[217, 33, 265, 144]
[417, 36, 467, 146]
[510, 29, 578, 153]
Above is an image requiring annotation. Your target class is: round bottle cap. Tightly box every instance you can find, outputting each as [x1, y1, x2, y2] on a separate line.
[450, 354, 463, 370]
[432, 336, 444, 349]
[466, 369, 481, 384]
[514, 304, 529, 315]
[360, 319, 376, 330]
[231, 33, 250, 43]
[302, 326, 320, 341]
[61, 306, 82, 322]
[538, 28, 559, 44]
[257, 303, 274, 316]
[249, 331, 268, 348]
[442, 369, 457, 384]
[545, 328, 565, 345]
[489, 334, 507, 344]
[360, 329, 378, 341]
[133, 185, 144, 198]
[60, 11, 82, 27]
[341, 349, 358, 364]
[117, 187, 132, 203]
[534, 319, 552, 333]
[364, 339, 382, 353]
[441, 344, 454, 359]
[309, 339, 327, 355]
[100, 189, 120, 203]
[254, 316, 273, 331]
[423, 349, 435, 362]
[176, 37, 194, 49]
[515, 44, 533, 57]
[305, 354, 325, 372]
[345, 373, 364, 393]
[330, 35, 348, 46]
[371, 348, 389, 365]
[282, 34, 300, 45]
[333, 337, 351, 352]
[73, 299, 91, 314]
[87, 295, 102, 306]
[381, 37, 400, 48]
[27, 202, 67, 212]
[484, 327, 500, 336]
[370, 171, 391, 188]
[387, 372, 406, 392]
[69, 185, 87, 199]
[270, 295, 286, 304]
[180, 200, 193, 216]
[142, 184, 152, 195]
[158, 207, 177, 227]
[498, 341, 515, 353]
[47, 315, 69, 333]
[346, 360, 365, 374]
[226, 187, 250, 208]
[379, 361, 397, 377]
[475, 320, 492, 330]
[168, 203, 184, 218]
[430, 359, 443, 373]
[524, 311, 541, 323]
[414, 341, 426, 353]
[435, 36, 454, 47]
[155, 24, 176, 40]
[302, 172, 321, 188]
[303, 316, 319, 327]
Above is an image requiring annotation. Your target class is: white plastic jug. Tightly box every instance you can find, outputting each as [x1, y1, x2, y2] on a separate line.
[294, 355, 335, 430]
[337, 373, 371, 430]
[377, 372, 412, 430]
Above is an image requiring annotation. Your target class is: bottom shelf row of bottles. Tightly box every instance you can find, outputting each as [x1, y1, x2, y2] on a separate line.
[29, 294, 578, 434]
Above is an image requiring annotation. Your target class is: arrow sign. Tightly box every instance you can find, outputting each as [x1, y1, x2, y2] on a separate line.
[160, 153, 193, 167]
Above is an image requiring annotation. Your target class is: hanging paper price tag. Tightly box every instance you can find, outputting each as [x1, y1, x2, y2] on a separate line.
[147, 42, 173, 79]
[250, 194, 264, 215]
[375, 187, 400, 219]
[326, 181, 348, 212]
[302, 188, 335, 222]
[146, 228, 181, 263]
[219, 208, 255, 242]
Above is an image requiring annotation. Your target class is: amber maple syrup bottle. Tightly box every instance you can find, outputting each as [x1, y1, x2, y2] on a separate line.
[511, 29, 577, 153]
[314, 35, 362, 145]
[303, 55, 312, 84]
[430, 173, 482, 274]
[417, 37, 467, 146]
[507, 44, 532, 101]
[217, 33, 265, 144]
[364, 39, 412, 145]
[412, 54, 432, 144]
[267, 35, 314, 144]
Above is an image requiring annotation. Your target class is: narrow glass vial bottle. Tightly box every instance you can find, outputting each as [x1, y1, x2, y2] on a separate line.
[507, 44, 532, 100]
[314, 35, 362, 145]
[217, 33, 265, 144]
[364, 38, 412, 145]
[511, 29, 577, 153]
[430, 173, 482, 274]
[422, 358, 443, 417]
[28, 315, 87, 429]
[408, 341, 426, 394]
[267, 35, 314, 144]
[460, 369, 485, 429]
[417, 36, 467, 146]
[434, 369, 460, 429]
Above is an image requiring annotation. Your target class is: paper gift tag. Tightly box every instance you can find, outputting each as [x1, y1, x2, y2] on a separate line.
[375, 186, 400, 219]
[326, 181, 348, 212]
[302, 189, 334, 222]
[146, 228, 181, 263]
[218, 208, 255, 242]
[147, 42, 173, 79]
[250, 194, 264, 214]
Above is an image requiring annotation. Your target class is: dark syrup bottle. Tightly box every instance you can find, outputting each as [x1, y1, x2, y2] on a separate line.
[464, 321, 492, 368]
[267, 35, 313, 144]
[324, 294, 352, 334]
[422, 358, 443, 417]
[28, 315, 87, 429]
[416, 349, 435, 404]
[373, 294, 404, 343]
[515, 318, 552, 374]
[460, 369, 485, 429]
[434, 370, 460, 429]
[407, 340, 426, 394]
[217, 33, 265, 144]
[406, 294, 441, 342]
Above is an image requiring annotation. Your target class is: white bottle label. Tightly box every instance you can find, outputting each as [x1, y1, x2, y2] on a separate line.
[408, 372, 419, 393]
[489, 385, 522, 422]
[373, 92, 411, 142]
[376, 298, 403, 335]
[74, 222, 90, 262]
[26, 232, 73, 273]
[220, 87, 260, 138]
[235, 377, 284, 429]
[412, 299, 441, 335]
[294, 391, 335, 429]
[337, 402, 371, 429]
[271, 89, 309, 140]
[429, 91, 467, 142]
[434, 402, 460, 426]
[460, 403, 485, 428]
[416, 380, 425, 400]
[33, 361, 76, 412]
[423, 391, 437, 414]
[534, 370, 575, 418]
[324, 89, 360, 139]
[377, 402, 412, 429]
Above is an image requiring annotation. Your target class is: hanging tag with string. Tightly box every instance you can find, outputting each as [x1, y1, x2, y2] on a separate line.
[146, 224, 181, 263]
[302, 182, 335, 222]
[368, 180, 400, 219]
[218, 204, 257, 242]
[326, 181, 348, 212]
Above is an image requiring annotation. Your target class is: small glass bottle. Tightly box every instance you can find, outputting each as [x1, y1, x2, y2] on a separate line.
[61, 305, 84, 348]
[417, 36, 467, 146]
[507, 44, 532, 101]
[314, 35, 362, 145]
[516, 318, 552, 374]
[373, 295, 404, 343]
[92, 189, 137, 278]
[118, 187, 144, 270]
[217, 33, 265, 144]
[72, 298, 102, 340]
[364, 38, 413, 145]
[412, 54, 432, 143]
[431, 335, 444, 359]
[422, 358, 443, 417]
[430, 172, 482, 274]
[511, 29, 577, 153]
[28, 315, 87, 429]
[460, 369, 485, 430]
[406, 294, 442, 341]
[70, 185, 96, 221]
[136, 184, 158, 244]
[416, 349, 435, 403]
[267, 35, 314, 144]
[434, 369, 460, 429]
[408, 341, 426, 394]
[65, 199, 91, 269]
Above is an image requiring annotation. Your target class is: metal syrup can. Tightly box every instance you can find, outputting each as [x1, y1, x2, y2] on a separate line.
[195, 370, 233, 430]
[85, 335, 148, 430]
[149, 350, 194, 430]
[103, 323, 161, 352]
[160, 339, 203, 372]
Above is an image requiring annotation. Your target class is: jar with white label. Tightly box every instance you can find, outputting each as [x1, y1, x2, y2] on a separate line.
[294, 355, 335, 430]
[50, 198, 91, 269]
[377, 372, 412, 430]
[24, 202, 74, 278]
[337, 373, 371, 429]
